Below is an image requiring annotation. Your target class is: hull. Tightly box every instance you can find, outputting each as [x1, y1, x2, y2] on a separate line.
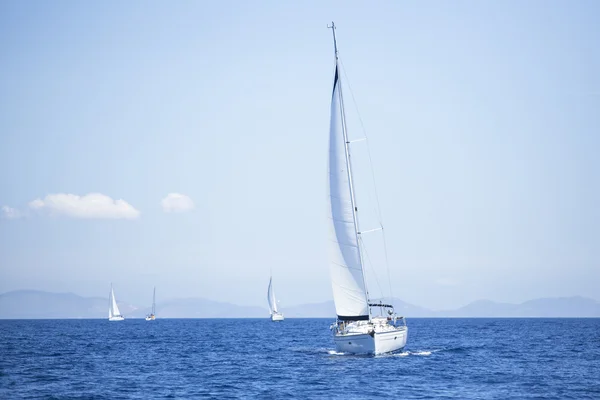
[271, 313, 284, 322]
[108, 316, 124, 321]
[333, 327, 407, 355]
[145, 316, 155, 321]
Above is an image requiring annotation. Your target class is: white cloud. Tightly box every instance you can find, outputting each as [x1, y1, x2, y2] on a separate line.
[29, 199, 44, 210]
[1, 205, 22, 219]
[28, 193, 140, 219]
[161, 193, 195, 213]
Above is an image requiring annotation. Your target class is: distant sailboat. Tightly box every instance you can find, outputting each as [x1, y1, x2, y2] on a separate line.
[145, 287, 156, 321]
[108, 284, 125, 321]
[267, 276, 284, 321]
[326, 22, 407, 354]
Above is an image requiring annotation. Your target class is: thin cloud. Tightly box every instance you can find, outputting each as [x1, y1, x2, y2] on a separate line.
[29, 193, 140, 219]
[1, 205, 22, 220]
[161, 193, 195, 213]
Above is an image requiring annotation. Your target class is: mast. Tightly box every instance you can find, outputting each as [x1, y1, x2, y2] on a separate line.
[328, 22, 339, 60]
[267, 277, 273, 314]
[328, 22, 371, 317]
[152, 286, 156, 315]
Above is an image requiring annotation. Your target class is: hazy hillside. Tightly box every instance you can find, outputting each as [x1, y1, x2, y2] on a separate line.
[450, 296, 600, 318]
[127, 297, 267, 319]
[284, 297, 600, 318]
[0, 290, 138, 319]
[1, 290, 598, 319]
[284, 298, 435, 318]
[0, 290, 267, 319]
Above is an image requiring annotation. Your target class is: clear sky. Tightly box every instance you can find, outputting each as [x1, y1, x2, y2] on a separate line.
[1, 1, 598, 310]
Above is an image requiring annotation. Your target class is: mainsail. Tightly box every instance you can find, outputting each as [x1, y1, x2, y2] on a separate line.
[327, 59, 369, 321]
[267, 277, 278, 314]
[110, 287, 121, 317]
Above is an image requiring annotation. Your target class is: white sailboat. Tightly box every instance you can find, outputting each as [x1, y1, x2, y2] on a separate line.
[145, 286, 156, 321]
[326, 22, 407, 355]
[108, 284, 125, 321]
[267, 276, 284, 321]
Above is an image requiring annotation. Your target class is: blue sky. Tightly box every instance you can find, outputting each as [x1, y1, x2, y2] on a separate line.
[1, 1, 598, 310]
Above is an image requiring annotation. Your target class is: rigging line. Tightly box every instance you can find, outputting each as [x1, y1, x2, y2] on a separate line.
[339, 59, 395, 306]
[358, 235, 383, 302]
[338, 59, 384, 225]
[338, 61, 382, 238]
[381, 227, 394, 306]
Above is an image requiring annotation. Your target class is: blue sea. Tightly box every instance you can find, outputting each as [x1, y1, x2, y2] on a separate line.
[1, 318, 599, 399]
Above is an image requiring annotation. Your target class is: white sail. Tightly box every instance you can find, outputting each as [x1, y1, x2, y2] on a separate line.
[327, 62, 369, 320]
[267, 277, 278, 314]
[108, 288, 113, 319]
[110, 288, 121, 317]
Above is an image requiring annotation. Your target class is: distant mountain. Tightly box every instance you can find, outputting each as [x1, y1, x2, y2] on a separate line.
[1, 290, 598, 319]
[283, 297, 600, 318]
[443, 299, 517, 318]
[0, 290, 138, 319]
[0, 290, 267, 319]
[390, 298, 438, 318]
[284, 298, 435, 318]
[127, 298, 267, 319]
[283, 300, 336, 318]
[444, 296, 600, 318]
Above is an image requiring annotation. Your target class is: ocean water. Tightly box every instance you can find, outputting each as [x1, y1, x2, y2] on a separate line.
[1, 318, 599, 399]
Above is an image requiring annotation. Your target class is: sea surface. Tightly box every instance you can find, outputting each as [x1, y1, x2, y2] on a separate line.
[0, 318, 599, 399]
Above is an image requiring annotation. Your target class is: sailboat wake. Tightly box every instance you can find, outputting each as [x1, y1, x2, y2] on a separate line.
[390, 350, 435, 357]
[325, 349, 432, 357]
[322, 347, 439, 357]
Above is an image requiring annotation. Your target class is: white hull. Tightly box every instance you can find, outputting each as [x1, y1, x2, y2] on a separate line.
[271, 312, 284, 322]
[108, 316, 124, 322]
[145, 316, 155, 321]
[334, 327, 407, 355]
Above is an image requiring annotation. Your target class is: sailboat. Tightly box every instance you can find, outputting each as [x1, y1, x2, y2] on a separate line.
[145, 286, 156, 321]
[267, 276, 284, 321]
[108, 284, 125, 321]
[326, 22, 407, 355]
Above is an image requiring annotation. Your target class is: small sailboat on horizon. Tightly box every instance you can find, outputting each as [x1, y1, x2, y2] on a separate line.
[108, 284, 125, 322]
[145, 286, 156, 321]
[267, 276, 284, 322]
[325, 22, 407, 355]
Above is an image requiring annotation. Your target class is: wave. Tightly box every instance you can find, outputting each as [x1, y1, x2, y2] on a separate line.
[326, 349, 438, 357]
[409, 350, 433, 356]
[386, 349, 437, 357]
[292, 346, 441, 357]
